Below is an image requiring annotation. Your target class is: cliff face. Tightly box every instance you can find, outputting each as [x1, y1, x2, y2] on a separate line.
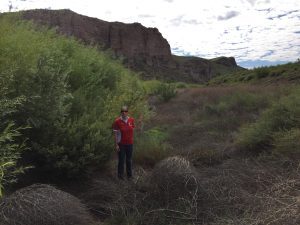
[22, 9, 243, 83]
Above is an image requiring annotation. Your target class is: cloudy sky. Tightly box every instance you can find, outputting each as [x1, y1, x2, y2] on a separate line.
[1, 0, 299, 68]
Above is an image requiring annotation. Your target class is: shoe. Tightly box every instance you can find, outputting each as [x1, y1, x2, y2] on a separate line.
[118, 176, 124, 180]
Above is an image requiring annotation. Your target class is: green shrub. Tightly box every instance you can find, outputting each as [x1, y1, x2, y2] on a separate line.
[255, 67, 270, 78]
[204, 92, 267, 116]
[141, 80, 162, 95]
[0, 68, 29, 197]
[134, 128, 171, 167]
[154, 83, 177, 102]
[236, 88, 300, 153]
[175, 82, 188, 88]
[0, 123, 28, 198]
[0, 14, 148, 177]
[272, 128, 300, 157]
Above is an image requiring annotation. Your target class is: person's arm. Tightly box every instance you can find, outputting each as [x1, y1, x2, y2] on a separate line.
[113, 130, 120, 152]
[112, 121, 120, 152]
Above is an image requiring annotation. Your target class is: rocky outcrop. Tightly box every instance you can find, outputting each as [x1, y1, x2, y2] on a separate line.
[21, 9, 244, 83]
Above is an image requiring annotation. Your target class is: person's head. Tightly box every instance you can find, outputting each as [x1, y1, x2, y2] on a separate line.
[120, 105, 129, 117]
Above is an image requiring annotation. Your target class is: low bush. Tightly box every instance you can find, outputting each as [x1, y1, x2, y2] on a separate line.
[154, 83, 177, 102]
[254, 67, 270, 78]
[272, 128, 300, 158]
[134, 128, 171, 167]
[204, 92, 268, 117]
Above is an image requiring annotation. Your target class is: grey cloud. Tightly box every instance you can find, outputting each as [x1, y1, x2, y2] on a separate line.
[261, 50, 275, 58]
[246, 0, 257, 6]
[170, 16, 202, 26]
[183, 19, 202, 25]
[226, 47, 249, 51]
[217, 11, 239, 21]
[257, 8, 272, 13]
[267, 10, 299, 20]
[164, 0, 174, 2]
[170, 15, 184, 26]
[138, 14, 154, 18]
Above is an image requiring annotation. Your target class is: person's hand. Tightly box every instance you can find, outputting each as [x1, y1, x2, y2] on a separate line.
[115, 144, 120, 152]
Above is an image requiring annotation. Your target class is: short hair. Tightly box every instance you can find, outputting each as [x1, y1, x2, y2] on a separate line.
[121, 105, 128, 112]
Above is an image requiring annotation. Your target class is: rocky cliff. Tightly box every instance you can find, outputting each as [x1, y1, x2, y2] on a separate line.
[21, 9, 244, 83]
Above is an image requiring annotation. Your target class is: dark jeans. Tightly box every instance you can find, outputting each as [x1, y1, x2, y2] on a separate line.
[118, 144, 133, 178]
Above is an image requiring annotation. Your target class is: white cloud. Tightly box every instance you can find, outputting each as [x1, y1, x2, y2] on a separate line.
[1, 0, 299, 67]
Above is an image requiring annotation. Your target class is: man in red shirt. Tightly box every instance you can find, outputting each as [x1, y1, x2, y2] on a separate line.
[112, 106, 135, 180]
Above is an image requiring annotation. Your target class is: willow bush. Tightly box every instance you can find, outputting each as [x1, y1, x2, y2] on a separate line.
[0, 65, 28, 197]
[0, 13, 148, 178]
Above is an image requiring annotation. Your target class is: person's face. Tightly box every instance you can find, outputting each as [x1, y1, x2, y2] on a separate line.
[121, 110, 128, 117]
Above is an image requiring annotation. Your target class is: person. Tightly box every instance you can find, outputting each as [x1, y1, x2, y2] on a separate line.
[112, 106, 135, 180]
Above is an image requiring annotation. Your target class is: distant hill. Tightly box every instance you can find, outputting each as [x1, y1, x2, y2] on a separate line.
[208, 61, 300, 85]
[17, 9, 244, 83]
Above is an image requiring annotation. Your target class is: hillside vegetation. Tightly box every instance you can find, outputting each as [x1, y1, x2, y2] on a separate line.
[1, 12, 300, 225]
[0, 13, 149, 193]
[209, 61, 300, 85]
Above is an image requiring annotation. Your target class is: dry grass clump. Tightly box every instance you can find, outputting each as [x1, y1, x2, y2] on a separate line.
[148, 156, 198, 200]
[82, 178, 140, 218]
[0, 184, 96, 225]
[198, 159, 300, 225]
[82, 167, 148, 223]
[83, 158, 201, 225]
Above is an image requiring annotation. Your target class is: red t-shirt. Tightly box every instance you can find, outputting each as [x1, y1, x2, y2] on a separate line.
[113, 117, 135, 145]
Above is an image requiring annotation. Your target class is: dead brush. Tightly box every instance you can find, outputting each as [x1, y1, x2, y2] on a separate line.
[0, 184, 96, 225]
[199, 159, 300, 225]
[82, 168, 149, 224]
[83, 157, 202, 225]
[82, 178, 143, 219]
[148, 156, 198, 200]
[142, 156, 202, 223]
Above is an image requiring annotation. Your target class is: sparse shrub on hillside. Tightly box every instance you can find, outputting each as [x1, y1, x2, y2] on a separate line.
[203, 92, 268, 121]
[0, 184, 96, 225]
[254, 67, 270, 78]
[236, 88, 300, 153]
[209, 62, 300, 85]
